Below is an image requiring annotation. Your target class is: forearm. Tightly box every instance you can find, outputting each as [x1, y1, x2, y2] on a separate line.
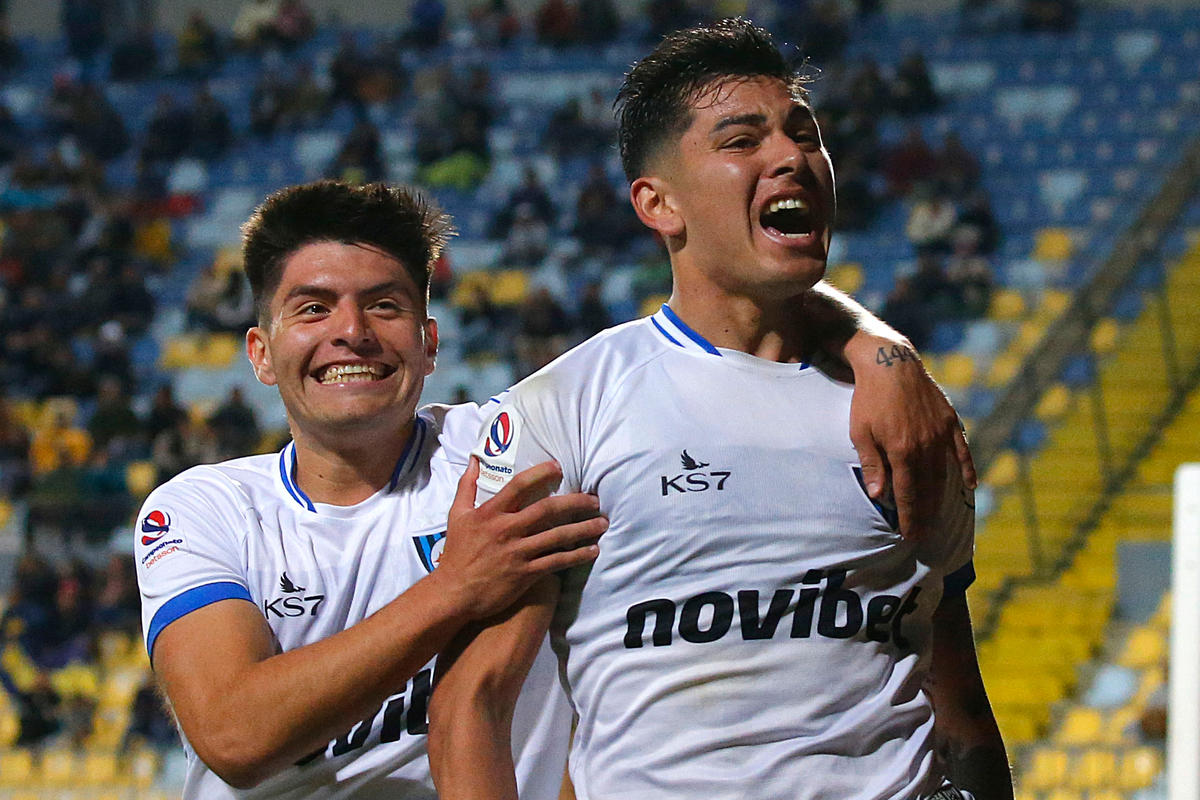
[429, 579, 558, 800]
[802, 281, 911, 365]
[940, 738, 1013, 800]
[161, 572, 472, 787]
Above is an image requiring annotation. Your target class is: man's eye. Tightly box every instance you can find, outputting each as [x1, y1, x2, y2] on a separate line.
[301, 303, 327, 315]
[372, 300, 402, 312]
[726, 136, 757, 149]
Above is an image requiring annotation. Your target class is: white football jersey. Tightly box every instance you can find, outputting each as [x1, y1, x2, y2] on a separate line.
[136, 403, 571, 800]
[474, 306, 976, 800]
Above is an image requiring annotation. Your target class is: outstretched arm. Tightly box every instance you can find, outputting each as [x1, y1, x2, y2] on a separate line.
[801, 281, 976, 540]
[429, 577, 560, 800]
[928, 591, 1013, 800]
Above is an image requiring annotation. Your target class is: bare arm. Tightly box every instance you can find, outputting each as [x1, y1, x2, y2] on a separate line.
[154, 460, 603, 789]
[428, 577, 560, 800]
[928, 591, 1013, 800]
[801, 281, 976, 540]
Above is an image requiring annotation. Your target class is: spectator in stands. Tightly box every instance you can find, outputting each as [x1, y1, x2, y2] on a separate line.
[956, 189, 1000, 255]
[946, 228, 994, 319]
[72, 85, 130, 163]
[280, 62, 329, 129]
[536, 0, 580, 48]
[79, 446, 132, 539]
[271, 0, 315, 49]
[402, 0, 447, 48]
[515, 286, 571, 377]
[882, 125, 939, 198]
[574, 281, 611, 340]
[578, 86, 617, 146]
[831, 152, 878, 231]
[0, 18, 23, 73]
[574, 163, 626, 256]
[126, 675, 178, 750]
[176, 9, 222, 79]
[795, 0, 847, 64]
[209, 386, 260, 459]
[88, 376, 141, 456]
[188, 88, 234, 161]
[152, 413, 219, 481]
[329, 33, 367, 111]
[459, 284, 505, 359]
[92, 320, 134, 391]
[1021, 0, 1077, 32]
[645, 0, 695, 40]
[502, 203, 551, 266]
[0, 103, 21, 165]
[847, 58, 890, 116]
[906, 185, 958, 255]
[142, 94, 192, 165]
[328, 118, 386, 184]
[250, 69, 288, 138]
[881, 276, 931, 351]
[0, 395, 29, 499]
[937, 132, 981, 199]
[233, 0, 281, 50]
[543, 99, 599, 160]
[358, 41, 409, 106]
[491, 165, 556, 239]
[890, 52, 939, 115]
[470, 0, 520, 47]
[145, 384, 187, 444]
[579, 0, 619, 44]
[109, 22, 158, 82]
[96, 556, 141, 632]
[61, 0, 105, 73]
[910, 250, 962, 320]
[107, 263, 155, 337]
[29, 403, 90, 476]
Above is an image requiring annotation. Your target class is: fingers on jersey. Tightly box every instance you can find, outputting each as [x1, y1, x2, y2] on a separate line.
[892, 438, 947, 541]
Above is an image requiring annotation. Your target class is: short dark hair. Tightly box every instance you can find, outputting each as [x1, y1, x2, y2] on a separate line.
[241, 181, 453, 324]
[615, 18, 808, 182]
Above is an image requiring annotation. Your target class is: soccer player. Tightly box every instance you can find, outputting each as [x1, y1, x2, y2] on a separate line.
[428, 20, 1012, 800]
[137, 176, 971, 798]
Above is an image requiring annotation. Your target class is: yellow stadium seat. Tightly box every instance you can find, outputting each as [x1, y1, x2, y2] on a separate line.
[160, 335, 202, 369]
[204, 333, 241, 368]
[984, 450, 1019, 489]
[825, 263, 864, 295]
[1037, 289, 1071, 318]
[1119, 626, 1166, 669]
[1023, 747, 1069, 790]
[1044, 787, 1082, 800]
[125, 461, 159, 499]
[40, 748, 77, 786]
[81, 752, 119, 785]
[0, 708, 17, 748]
[1119, 746, 1163, 789]
[939, 353, 976, 391]
[1056, 707, 1104, 745]
[134, 217, 173, 262]
[1034, 228, 1074, 261]
[1092, 318, 1120, 354]
[489, 270, 531, 306]
[450, 270, 491, 308]
[0, 749, 33, 786]
[990, 289, 1027, 321]
[9, 792, 37, 800]
[50, 663, 100, 699]
[1070, 748, 1116, 789]
[1089, 790, 1122, 800]
[987, 353, 1021, 387]
[1012, 317, 1048, 355]
[1036, 384, 1072, 422]
[639, 294, 670, 319]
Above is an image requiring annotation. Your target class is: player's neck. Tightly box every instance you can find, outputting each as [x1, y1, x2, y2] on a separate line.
[667, 284, 812, 363]
[288, 419, 416, 506]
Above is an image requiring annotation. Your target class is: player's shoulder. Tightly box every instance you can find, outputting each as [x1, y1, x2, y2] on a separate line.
[506, 316, 667, 404]
[143, 453, 278, 518]
[418, 402, 486, 467]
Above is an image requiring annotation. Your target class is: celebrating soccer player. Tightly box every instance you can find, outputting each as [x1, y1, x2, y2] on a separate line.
[429, 20, 1012, 800]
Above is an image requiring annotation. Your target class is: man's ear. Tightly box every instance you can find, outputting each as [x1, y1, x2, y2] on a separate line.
[630, 176, 685, 238]
[423, 316, 438, 376]
[246, 326, 277, 386]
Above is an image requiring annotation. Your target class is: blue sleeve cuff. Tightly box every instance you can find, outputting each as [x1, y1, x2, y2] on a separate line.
[146, 581, 254, 662]
[943, 560, 976, 596]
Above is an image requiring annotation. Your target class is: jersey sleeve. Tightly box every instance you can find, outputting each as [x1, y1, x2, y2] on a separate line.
[936, 468, 976, 597]
[472, 375, 585, 505]
[135, 471, 254, 661]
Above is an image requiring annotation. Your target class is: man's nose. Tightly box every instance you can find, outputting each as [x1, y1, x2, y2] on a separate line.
[330, 304, 378, 349]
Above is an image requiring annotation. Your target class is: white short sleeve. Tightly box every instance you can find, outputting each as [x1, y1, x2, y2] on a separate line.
[136, 468, 253, 660]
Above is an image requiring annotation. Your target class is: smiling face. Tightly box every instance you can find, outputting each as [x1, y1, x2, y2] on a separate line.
[246, 241, 437, 443]
[632, 77, 836, 302]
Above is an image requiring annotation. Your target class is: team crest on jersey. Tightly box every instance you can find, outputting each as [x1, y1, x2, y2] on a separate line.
[413, 532, 446, 573]
[476, 408, 522, 490]
[140, 510, 171, 545]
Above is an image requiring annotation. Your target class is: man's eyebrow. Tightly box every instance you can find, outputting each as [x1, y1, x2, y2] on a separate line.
[711, 113, 767, 134]
[283, 280, 408, 303]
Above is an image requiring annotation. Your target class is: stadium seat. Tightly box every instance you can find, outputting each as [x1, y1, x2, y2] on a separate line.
[0, 749, 33, 786]
[1033, 227, 1075, 261]
[125, 461, 158, 499]
[1119, 746, 1163, 789]
[39, 748, 78, 786]
[81, 752, 119, 785]
[1070, 748, 1117, 789]
[1091, 318, 1121, 353]
[989, 289, 1027, 321]
[1036, 383, 1072, 421]
[987, 353, 1022, 387]
[825, 262, 864, 295]
[129, 749, 160, 789]
[1024, 748, 1070, 790]
[1119, 626, 1166, 669]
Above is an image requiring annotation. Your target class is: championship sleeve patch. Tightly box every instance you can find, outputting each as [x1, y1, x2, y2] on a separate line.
[473, 407, 522, 494]
[138, 509, 185, 571]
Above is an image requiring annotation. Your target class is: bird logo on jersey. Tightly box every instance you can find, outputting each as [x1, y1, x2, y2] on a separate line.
[483, 412, 514, 457]
[280, 573, 305, 593]
[413, 532, 447, 573]
[140, 510, 171, 545]
[680, 451, 709, 470]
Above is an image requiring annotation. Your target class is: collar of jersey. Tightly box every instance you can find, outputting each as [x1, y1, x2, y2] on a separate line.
[651, 304, 811, 370]
[278, 415, 429, 513]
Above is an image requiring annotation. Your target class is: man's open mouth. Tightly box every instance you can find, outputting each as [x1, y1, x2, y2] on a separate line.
[315, 363, 395, 384]
[759, 197, 816, 238]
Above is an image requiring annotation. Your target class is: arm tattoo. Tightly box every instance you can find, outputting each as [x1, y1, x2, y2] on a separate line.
[875, 344, 917, 368]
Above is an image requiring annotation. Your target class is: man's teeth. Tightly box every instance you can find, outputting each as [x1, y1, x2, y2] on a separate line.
[766, 197, 809, 215]
[320, 364, 382, 384]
